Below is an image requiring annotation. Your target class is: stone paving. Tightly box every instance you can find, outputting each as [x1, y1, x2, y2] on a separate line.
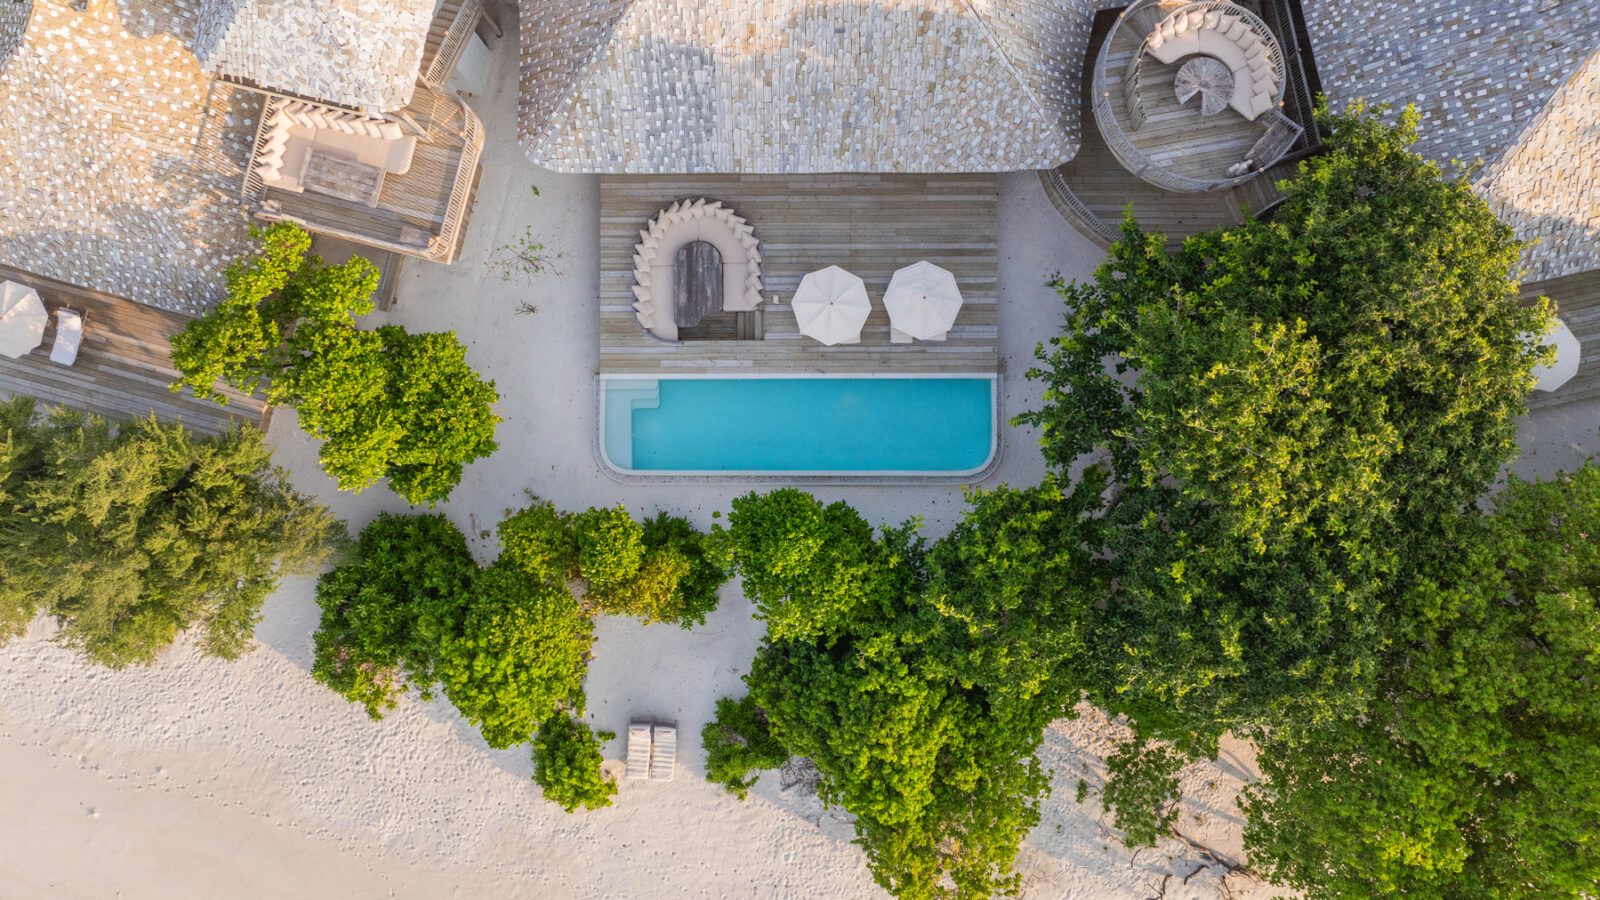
[0, 0, 259, 313]
[518, 0, 1105, 173]
[1307, 0, 1600, 281]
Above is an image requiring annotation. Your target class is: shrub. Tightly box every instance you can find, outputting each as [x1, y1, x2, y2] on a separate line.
[0, 399, 341, 667]
[701, 695, 789, 800]
[438, 560, 592, 749]
[502, 499, 728, 627]
[532, 712, 617, 813]
[641, 513, 727, 628]
[497, 498, 577, 582]
[569, 504, 646, 604]
[170, 223, 500, 506]
[311, 513, 475, 718]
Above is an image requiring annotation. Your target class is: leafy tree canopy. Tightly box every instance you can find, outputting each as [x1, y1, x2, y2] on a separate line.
[438, 559, 593, 749]
[170, 223, 500, 506]
[700, 694, 789, 800]
[1015, 102, 1551, 740]
[1243, 465, 1600, 899]
[532, 712, 617, 813]
[722, 488, 1083, 899]
[311, 512, 476, 718]
[0, 399, 341, 667]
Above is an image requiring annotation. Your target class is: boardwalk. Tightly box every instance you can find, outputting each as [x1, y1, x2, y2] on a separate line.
[599, 174, 999, 377]
[1527, 270, 1600, 411]
[0, 265, 267, 435]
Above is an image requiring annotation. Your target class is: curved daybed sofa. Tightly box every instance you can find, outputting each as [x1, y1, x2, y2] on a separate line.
[631, 199, 763, 341]
[1142, 5, 1284, 121]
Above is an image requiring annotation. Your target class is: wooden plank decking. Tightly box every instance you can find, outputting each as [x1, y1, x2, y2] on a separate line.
[1527, 270, 1600, 410]
[599, 175, 999, 376]
[0, 265, 267, 436]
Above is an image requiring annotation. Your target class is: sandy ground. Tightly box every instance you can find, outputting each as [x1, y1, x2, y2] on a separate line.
[1, 28, 1590, 900]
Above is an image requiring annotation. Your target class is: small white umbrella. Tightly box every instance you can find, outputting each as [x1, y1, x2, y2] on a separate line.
[1532, 318, 1581, 392]
[0, 281, 47, 359]
[883, 260, 962, 341]
[792, 265, 870, 346]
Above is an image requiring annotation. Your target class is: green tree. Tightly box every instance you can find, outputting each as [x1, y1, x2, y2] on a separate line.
[701, 695, 789, 800]
[311, 513, 476, 718]
[532, 712, 617, 813]
[0, 399, 340, 667]
[438, 560, 592, 749]
[500, 499, 727, 627]
[1243, 465, 1600, 898]
[170, 223, 500, 505]
[724, 489, 1077, 899]
[1015, 102, 1551, 742]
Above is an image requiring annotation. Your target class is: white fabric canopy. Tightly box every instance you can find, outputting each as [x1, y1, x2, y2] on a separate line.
[0, 281, 47, 359]
[883, 260, 962, 341]
[792, 265, 870, 346]
[1533, 318, 1581, 392]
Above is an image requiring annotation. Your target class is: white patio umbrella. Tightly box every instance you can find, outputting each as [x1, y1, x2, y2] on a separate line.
[792, 265, 870, 346]
[1532, 317, 1581, 392]
[0, 281, 47, 359]
[883, 260, 962, 341]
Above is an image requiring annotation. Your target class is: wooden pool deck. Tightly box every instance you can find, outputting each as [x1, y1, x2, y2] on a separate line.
[0, 265, 267, 436]
[598, 174, 999, 377]
[1527, 269, 1600, 411]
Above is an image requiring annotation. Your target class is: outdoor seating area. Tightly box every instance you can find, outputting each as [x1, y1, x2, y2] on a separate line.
[602, 174, 999, 377]
[631, 198, 764, 341]
[1092, 0, 1310, 193]
[625, 719, 677, 783]
[0, 265, 267, 435]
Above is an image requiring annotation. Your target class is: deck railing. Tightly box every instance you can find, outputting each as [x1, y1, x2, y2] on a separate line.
[422, 0, 484, 89]
[1042, 168, 1122, 246]
[239, 87, 483, 264]
[1094, 0, 1298, 193]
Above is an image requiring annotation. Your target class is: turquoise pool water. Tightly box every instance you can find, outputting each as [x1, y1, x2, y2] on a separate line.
[603, 377, 995, 473]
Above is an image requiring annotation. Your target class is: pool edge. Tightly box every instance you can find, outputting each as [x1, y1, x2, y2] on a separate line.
[593, 374, 1004, 486]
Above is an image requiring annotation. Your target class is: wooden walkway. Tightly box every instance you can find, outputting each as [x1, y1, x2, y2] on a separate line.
[0, 265, 267, 435]
[1527, 270, 1600, 410]
[599, 175, 999, 376]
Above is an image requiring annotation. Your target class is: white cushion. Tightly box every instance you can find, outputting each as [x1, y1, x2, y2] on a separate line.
[378, 121, 403, 140]
[1225, 19, 1248, 41]
[49, 310, 82, 365]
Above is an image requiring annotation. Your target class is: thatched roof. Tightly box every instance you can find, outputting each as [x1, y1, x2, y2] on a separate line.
[517, 0, 1102, 173]
[193, 0, 433, 113]
[1308, 0, 1600, 282]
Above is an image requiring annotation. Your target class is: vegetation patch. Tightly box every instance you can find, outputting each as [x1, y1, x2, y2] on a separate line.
[170, 223, 501, 506]
[533, 712, 617, 813]
[0, 398, 341, 668]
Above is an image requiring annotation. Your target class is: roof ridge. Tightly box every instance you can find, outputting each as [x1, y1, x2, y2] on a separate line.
[955, 0, 1068, 144]
[527, 0, 637, 159]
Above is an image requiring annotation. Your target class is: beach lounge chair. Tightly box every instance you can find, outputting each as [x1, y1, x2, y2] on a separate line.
[626, 720, 652, 781]
[49, 308, 83, 366]
[650, 722, 677, 782]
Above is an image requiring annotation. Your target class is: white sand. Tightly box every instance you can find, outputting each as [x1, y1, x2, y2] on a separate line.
[2, 28, 1584, 900]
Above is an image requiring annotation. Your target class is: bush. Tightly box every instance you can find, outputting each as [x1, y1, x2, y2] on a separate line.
[311, 513, 475, 718]
[0, 399, 341, 667]
[642, 513, 727, 628]
[701, 695, 789, 800]
[532, 712, 617, 813]
[497, 498, 577, 582]
[502, 499, 727, 627]
[170, 223, 500, 506]
[437, 560, 592, 748]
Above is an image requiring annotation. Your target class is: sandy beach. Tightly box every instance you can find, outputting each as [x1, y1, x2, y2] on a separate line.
[2, 25, 1592, 900]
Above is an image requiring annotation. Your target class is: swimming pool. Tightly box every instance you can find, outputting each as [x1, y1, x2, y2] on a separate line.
[601, 375, 997, 475]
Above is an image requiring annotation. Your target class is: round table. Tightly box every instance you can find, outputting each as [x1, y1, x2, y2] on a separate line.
[1174, 56, 1234, 116]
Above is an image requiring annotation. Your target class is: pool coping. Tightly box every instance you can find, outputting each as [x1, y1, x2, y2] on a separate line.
[593, 372, 1005, 486]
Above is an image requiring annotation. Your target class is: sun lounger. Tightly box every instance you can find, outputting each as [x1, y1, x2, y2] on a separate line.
[649, 722, 677, 782]
[626, 720, 652, 781]
[49, 308, 83, 366]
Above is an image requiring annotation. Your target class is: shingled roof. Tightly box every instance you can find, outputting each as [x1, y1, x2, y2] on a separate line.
[517, 0, 1102, 173]
[193, 0, 433, 113]
[1307, 0, 1600, 283]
